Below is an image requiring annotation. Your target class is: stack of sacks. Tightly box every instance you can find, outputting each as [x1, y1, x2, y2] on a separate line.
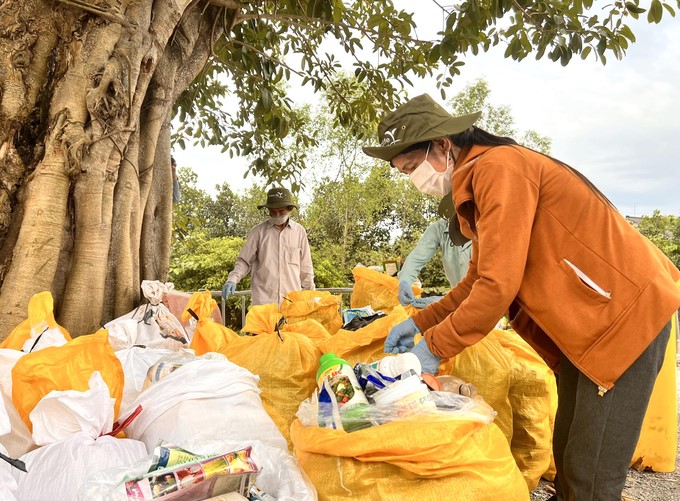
[118, 351, 288, 452]
[104, 280, 189, 351]
[280, 290, 343, 334]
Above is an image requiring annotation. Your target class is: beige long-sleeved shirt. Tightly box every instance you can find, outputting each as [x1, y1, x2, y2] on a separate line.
[227, 219, 315, 305]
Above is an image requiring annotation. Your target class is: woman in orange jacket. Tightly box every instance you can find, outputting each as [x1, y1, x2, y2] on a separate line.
[363, 94, 680, 501]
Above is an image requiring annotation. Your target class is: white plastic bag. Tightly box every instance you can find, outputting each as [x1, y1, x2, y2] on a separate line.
[0, 392, 19, 501]
[13, 432, 147, 501]
[30, 371, 115, 446]
[119, 353, 288, 452]
[104, 281, 189, 351]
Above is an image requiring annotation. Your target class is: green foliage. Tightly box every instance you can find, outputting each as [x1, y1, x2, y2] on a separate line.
[172, 0, 668, 185]
[637, 210, 680, 267]
[169, 232, 247, 292]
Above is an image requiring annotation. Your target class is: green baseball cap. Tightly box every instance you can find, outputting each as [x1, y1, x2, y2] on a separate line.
[257, 187, 298, 209]
[438, 192, 470, 246]
[362, 94, 482, 161]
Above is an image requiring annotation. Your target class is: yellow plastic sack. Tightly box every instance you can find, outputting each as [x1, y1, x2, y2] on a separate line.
[350, 267, 421, 312]
[241, 303, 282, 335]
[12, 330, 123, 431]
[317, 306, 409, 366]
[281, 290, 342, 334]
[0, 291, 71, 350]
[218, 313, 322, 449]
[283, 318, 332, 343]
[439, 329, 556, 490]
[184, 291, 239, 356]
[291, 417, 529, 501]
[631, 310, 678, 471]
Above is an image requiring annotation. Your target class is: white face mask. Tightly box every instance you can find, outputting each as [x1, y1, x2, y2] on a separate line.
[269, 215, 289, 225]
[408, 144, 453, 197]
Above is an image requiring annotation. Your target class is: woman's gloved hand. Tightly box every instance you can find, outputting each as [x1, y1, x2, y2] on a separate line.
[410, 295, 444, 309]
[384, 318, 420, 354]
[398, 280, 416, 306]
[222, 281, 236, 299]
[411, 340, 442, 375]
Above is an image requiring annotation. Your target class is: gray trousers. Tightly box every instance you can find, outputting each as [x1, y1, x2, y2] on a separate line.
[553, 320, 672, 501]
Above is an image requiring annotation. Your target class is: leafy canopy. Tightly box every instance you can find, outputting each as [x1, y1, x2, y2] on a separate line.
[172, 0, 678, 188]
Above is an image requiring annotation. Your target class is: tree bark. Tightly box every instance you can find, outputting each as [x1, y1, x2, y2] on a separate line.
[0, 0, 224, 338]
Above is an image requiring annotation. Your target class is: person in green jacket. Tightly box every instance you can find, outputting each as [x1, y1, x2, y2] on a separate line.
[363, 93, 680, 501]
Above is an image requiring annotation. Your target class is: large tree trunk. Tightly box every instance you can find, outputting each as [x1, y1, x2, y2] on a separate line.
[0, 0, 225, 338]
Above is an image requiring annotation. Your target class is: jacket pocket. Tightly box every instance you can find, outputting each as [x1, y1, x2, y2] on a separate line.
[561, 259, 611, 301]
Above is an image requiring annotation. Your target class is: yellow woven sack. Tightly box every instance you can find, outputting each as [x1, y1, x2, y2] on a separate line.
[291, 417, 529, 501]
[218, 320, 322, 449]
[440, 329, 555, 490]
[281, 290, 342, 334]
[317, 306, 409, 366]
[350, 267, 421, 312]
[0, 291, 71, 350]
[12, 330, 123, 431]
[184, 291, 239, 356]
[241, 303, 282, 335]
[283, 318, 332, 343]
[631, 311, 678, 471]
[496, 329, 556, 490]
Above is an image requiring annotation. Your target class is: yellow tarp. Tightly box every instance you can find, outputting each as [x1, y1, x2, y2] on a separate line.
[291, 417, 529, 501]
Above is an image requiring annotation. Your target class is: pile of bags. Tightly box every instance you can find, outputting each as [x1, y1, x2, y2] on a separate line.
[0, 270, 675, 501]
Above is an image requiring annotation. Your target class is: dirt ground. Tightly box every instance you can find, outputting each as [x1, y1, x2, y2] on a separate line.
[530, 360, 680, 501]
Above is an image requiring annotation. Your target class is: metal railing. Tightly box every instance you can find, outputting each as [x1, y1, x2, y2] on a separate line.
[214, 287, 354, 328]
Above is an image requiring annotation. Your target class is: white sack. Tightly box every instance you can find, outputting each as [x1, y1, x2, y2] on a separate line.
[120, 354, 287, 452]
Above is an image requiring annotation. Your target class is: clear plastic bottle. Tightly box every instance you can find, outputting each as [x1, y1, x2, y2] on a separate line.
[436, 375, 477, 397]
[368, 352, 422, 378]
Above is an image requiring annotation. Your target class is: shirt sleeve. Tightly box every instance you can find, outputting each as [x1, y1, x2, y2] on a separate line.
[227, 227, 259, 284]
[397, 222, 443, 284]
[299, 228, 315, 290]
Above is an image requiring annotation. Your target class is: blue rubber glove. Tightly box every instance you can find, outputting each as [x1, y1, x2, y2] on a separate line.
[384, 318, 420, 354]
[222, 281, 236, 299]
[410, 295, 444, 309]
[398, 280, 416, 306]
[411, 340, 442, 375]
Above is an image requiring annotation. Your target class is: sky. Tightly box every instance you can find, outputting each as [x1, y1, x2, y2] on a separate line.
[174, 4, 680, 217]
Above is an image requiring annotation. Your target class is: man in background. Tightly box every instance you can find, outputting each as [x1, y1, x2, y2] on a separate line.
[223, 187, 315, 305]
